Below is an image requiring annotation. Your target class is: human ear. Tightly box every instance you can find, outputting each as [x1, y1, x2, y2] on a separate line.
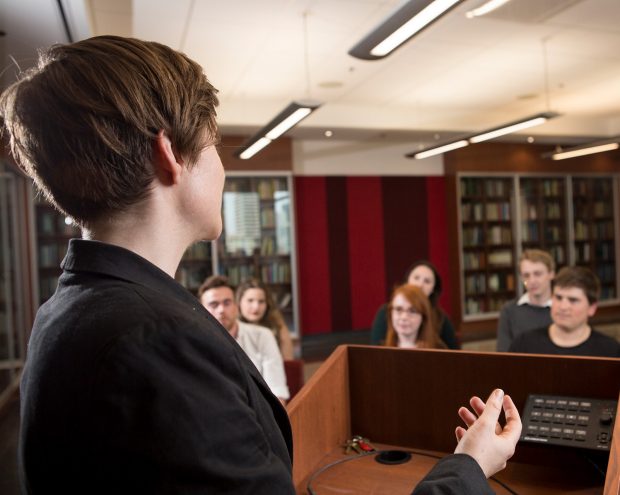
[153, 130, 184, 185]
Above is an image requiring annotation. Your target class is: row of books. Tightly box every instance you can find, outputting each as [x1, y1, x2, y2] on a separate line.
[461, 203, 483, 222]
[464, 272, 515, 294]
[573, 179, 612, 197]
[464, 296, 511, 315]
[485, 202, 511, 221]
[595, 263, 616, 283]
[574, 220, 614, 240]
[260, 261, 291, 283]
[520, 179, 564, 198]
[175, 265, 212, 290]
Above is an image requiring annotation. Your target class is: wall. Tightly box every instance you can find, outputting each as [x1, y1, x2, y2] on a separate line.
[294, 175, 451, 335]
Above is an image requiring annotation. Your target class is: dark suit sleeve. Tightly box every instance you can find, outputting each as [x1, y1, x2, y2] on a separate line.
[87, 317, 295, 494]
[438, 315, 459, 349]
[412, 454, 493, 494]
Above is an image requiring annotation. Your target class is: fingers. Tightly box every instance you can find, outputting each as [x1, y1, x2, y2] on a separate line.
[455, 426, 466, 442]
[500, 394, 522, 445]
[477, 389, 504, 426]
[458, 406, 478, 427]
[469, 396, 486, 417]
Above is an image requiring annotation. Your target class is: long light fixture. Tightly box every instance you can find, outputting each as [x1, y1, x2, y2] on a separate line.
[409, 111, 559, 159]
[465, 0, 512, 18]
[468, 112, 558, 143]
[408, 139, 469, 159]
[349, 0, 464, 60]
[235, 101, 321, 160]
[548, 138, 620, 161]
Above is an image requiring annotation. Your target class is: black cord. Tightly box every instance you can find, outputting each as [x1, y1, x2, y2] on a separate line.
[306, 449, 519, 495]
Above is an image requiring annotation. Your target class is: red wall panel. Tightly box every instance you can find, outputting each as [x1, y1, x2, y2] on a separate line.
[426, 176, 452, 317]
[346, 177, 386, 330]
[294, 177, 331, 334]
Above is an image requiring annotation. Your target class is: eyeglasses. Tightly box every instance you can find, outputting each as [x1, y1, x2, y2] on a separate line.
[391, 306, 419, 317]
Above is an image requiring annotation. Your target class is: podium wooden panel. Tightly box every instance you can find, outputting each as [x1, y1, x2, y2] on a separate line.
[287, 346, 620, 494]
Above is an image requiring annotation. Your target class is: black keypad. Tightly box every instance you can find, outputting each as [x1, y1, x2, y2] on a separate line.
[520, 395, 616, 451]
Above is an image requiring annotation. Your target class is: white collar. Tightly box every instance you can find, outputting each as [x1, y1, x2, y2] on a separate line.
[517, 292, 552, 307]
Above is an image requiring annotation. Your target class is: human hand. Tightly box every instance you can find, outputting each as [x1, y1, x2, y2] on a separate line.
[453, 389, 522, 478]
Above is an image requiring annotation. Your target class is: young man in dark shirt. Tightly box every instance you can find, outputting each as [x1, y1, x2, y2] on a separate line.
[1, 35, 521, 493]
[510, 266, 620, 357]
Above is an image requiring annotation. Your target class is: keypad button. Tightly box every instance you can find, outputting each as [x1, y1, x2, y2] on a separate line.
[562, 428, 575, 440]
[556, 400, 568, 409]
[577, 415, 589, 426]
[565, 414, 577, 424]
[541, 412, 553, 422]
[550, 427, 562, 438]
[552, 413, 565, 423]
[568, 401, 579, 411]
[580, 401, 591, 412]
[544, 399, 557, 408]
[527, 425, 539, 432]
[533, 398, 544, 408]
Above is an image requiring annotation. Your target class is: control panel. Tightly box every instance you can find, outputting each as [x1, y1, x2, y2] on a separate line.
[520, 394, 616, 451]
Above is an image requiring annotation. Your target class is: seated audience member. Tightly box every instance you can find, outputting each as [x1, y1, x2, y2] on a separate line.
[2, 33, 522, 495]
[371, 261, 459, 348]
[509, 266, 620, 357]
[199, 275, 290, 402]
[237, 278, 295, 360]
[385, 284, 446, 349]
[497, 249, 555, 351]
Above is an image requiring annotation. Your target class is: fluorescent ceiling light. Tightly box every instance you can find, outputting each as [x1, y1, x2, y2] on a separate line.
[349, 0, 464, 60]
[238, 137, 272, 160]
[235, 101, 321, 160]
[410, 139, 469, 159]
[550, 141, 619, 161]
[469, 112, 558, 143]
[465, 0, 512, 18]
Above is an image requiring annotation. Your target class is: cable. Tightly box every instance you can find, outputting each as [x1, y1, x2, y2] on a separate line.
[306, 449, 519, 495]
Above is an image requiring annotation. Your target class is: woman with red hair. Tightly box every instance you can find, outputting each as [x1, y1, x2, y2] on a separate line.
[385, 284, 446, 349]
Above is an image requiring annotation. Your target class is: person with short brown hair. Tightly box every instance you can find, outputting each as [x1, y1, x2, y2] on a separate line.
[497, 249, 555, 351]
[2, 35, 521, 495]
[509, 266, 620, 357]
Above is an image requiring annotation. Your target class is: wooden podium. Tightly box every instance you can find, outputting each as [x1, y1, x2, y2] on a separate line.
[287, 346, 620, 494]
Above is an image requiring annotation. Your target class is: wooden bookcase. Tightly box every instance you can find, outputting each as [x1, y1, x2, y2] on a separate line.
[459, 174, 618, 320]
[214, 174, 296, 328]
[519, 177, 568, 268]
[572, 177, 617, 299]
[445, 142, 620, 341]
[460, 177, 516, 315]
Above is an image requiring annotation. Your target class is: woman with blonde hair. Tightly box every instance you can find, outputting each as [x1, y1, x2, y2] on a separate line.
[385, 284, 446, 349]
[237, 278, 295, 360]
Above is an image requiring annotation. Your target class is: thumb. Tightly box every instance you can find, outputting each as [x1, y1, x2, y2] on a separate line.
[478, 389, 504, 425]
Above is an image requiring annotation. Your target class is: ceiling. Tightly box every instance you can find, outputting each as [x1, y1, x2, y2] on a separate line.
[2, 0, 620, 149]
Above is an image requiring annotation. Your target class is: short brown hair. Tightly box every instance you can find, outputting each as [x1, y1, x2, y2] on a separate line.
[553, 266, 601, 304]
[0, 36, 219, 226]
[520, 249, 555, 273]
[198, 275, 235, 298]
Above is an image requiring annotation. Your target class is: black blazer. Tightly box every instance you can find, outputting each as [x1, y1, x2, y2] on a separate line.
[19, 239, 294, 494]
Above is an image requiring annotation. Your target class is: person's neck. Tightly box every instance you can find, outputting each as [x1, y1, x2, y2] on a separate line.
[83, 201, 193, 279]
[397, 334, 418, 349]
[228, 321, 239, 339]
[528, 288, 551, 307]
[548, 323, 591, 348]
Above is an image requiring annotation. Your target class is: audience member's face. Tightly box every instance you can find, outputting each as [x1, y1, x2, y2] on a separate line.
[407, 265, 435, 297]
[391, 293, 423, 340]
[520, 260, 554, 298]
[551, 285, 596, 333]
[239, 288, 267, 323]
[201, 287, 238, 332]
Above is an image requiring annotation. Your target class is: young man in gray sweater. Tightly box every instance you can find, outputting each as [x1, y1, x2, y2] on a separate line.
[497, 249, 555, 352]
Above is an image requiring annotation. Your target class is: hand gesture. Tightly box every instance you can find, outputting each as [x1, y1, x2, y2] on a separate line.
[454, 389, 522, 478]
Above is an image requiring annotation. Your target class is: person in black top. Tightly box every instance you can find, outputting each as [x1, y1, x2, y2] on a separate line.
[510, 266, 620, 357]
[0, 35, 521, 493]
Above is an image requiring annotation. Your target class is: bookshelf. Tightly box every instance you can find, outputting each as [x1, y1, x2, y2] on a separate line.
[519, 177, 568, 268]
[35, 197, 80, 304]
[215, 174, 297, 331]
[459, 174, 619, 319]
[176, 241, 213, 294]
[572, 177, 617, 299]
[460, 177, 516, 316]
